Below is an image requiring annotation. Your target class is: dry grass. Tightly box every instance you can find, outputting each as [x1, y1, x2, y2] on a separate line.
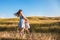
[0, 16, 60, 40]
[0, 31, 59, 40]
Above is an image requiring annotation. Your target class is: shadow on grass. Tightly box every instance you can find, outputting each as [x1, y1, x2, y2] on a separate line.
[34, 28, 60, 33]
[0, 22, 60, 33]
[30, 22, 60, 27]
[0, 38, 27, 40]
[0, 27, 18, 32]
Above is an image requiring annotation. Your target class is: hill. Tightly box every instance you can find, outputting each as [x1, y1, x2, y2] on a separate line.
[0, 16, 60, 24]
[0, 16, 60, 40]
[0, 16, 60, 32]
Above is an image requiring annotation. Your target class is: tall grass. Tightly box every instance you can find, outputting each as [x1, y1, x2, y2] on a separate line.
[0, 17, 60, 40]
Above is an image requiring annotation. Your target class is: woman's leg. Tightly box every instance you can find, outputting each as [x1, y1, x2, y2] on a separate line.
[20, 28, 24, 33]
[20, 28, 25, 39]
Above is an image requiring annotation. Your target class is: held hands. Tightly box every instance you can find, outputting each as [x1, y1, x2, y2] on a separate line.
[25, 19, 29, 23]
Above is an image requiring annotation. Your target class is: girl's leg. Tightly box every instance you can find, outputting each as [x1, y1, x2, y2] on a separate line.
[25, 27, 32, 40]
[25, 27, 30, 34]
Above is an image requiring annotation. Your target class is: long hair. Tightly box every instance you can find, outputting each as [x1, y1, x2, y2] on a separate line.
[14, 9, 22, 17]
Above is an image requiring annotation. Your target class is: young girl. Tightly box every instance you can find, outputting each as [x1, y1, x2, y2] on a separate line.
[15, 9, 30, 38]
[25, 19, 30, 34]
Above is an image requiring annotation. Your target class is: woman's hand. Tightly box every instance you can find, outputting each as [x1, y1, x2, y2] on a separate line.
[25, 19, 29, 22]
[25, 19, 30, 24]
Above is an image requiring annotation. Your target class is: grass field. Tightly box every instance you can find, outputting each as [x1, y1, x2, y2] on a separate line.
[0, 16, 60, 40]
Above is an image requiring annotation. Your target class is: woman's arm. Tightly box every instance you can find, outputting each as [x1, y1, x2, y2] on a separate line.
[21, 13, 28, 20]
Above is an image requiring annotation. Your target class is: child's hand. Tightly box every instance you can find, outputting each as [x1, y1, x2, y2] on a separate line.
[25, 19, 29, 23]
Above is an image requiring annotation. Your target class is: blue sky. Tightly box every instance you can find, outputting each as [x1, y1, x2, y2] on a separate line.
[0, 0, 60, 18]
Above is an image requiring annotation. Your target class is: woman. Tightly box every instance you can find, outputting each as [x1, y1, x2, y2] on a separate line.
[15, 9, 30, 38]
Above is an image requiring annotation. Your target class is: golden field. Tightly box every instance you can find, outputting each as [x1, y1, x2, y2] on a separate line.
[0, 16, 60, 40]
